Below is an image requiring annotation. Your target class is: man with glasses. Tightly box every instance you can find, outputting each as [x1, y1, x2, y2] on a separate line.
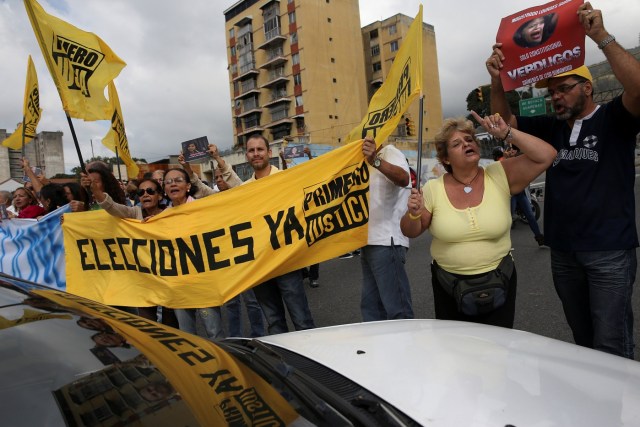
[485, 2, 640, 359]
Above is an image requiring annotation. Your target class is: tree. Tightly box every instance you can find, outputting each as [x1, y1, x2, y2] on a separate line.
[466, 85, 532, 125]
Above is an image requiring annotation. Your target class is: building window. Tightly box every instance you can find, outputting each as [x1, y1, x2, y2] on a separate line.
[390, 40, 399, 52]
[295, 95, 303, 107]
[332, 78, 337, 83]
[331, 57, 335, 63]
[373, 62, 381, 72]
[230, 46, 236, 57]
[289, 11, 296, 24]
[329, 115, 333, 119]
[335, 98, 338, 103]
[370, 29, 378, 39]
[290, 32, 298, 44]
[371, 44, 380, 57]
[329, 37, 333, 42]
[292, 52, 300, 65]
[388, 24, 397, 35]
[327, 17, 331, 23]
[294, 73, 302, 85]
[229, 28, 235, 39]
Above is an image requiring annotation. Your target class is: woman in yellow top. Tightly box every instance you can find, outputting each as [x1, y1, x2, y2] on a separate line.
[401, 111, 556, 327]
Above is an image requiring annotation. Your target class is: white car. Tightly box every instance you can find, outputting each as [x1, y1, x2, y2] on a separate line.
[259, 320, 640, 426]
[1, 273, 639, 426]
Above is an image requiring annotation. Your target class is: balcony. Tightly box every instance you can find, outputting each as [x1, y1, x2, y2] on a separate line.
[264, 117, 293, 129]
[261, 70, 289, 88]
[234, 79, 261, 100]
[257, 27, 286, 50]
[259, 48, 287, 69]
[236, 98, 262, 117]
[233, 63, 259, 82]
[238, 115, 264, 136]
[238, 125, 265, 136]
[263, 91, 290, 108]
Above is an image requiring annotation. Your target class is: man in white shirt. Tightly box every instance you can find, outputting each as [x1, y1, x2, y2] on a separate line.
[360, 136, 414, 321]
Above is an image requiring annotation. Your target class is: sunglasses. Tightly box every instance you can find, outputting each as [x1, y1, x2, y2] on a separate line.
[136, 188, 158, 196]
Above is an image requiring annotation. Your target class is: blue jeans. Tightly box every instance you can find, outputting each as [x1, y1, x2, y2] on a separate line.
[360, 244, 414, 321]
[511, 191, 541, 237]
[551, 249, 636, 359]
[252, 270, 315, 335]
[225, 289, 265, 337]
[175, 307, 224, 340]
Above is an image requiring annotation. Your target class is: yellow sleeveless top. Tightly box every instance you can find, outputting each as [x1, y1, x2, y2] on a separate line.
[424, 162, 512, 274]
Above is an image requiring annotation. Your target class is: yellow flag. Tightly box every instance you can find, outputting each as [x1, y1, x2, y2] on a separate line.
[2, 55, 42, 149]
[62, 142, 368, 308]
[344, 5, 423, 146]
[101, 81, 139, 178]
[23, 0, 126, 121]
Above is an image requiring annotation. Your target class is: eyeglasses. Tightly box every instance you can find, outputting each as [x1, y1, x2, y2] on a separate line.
[164, 177, 186, 185]
[136, 188, 158, 196]
[548, 81, 584, 97]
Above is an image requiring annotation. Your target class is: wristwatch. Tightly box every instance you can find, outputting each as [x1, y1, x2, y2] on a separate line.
[597, 34, 615, 50]
[372, 156, 381, 169]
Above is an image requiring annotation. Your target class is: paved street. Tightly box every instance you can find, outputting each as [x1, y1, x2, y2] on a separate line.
[298, 176, 640, 361]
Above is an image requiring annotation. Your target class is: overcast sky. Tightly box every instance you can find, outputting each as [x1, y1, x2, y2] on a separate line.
[0, 0, 637, 171]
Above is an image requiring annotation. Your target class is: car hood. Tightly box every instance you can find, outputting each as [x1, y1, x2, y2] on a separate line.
[259, 319, 640, 426]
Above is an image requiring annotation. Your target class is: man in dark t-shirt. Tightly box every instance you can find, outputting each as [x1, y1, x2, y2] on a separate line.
[485, 3, 640, 359]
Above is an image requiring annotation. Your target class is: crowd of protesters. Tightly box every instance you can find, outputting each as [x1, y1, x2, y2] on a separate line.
[1, 2, 637, 361]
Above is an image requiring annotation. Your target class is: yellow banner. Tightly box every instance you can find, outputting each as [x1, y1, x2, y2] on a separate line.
[102, 81, 139, 178]
[23, 0, 126, 121]
[2, 55, 42, 149]
[343, 5, 423, 145]
[63, 141, 368, 307]
[34, 290, 302, 426]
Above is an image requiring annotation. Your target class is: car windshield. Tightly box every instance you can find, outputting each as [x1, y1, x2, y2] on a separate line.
[0, 275, 416, 426]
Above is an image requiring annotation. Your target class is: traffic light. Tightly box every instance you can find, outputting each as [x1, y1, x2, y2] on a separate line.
[476, 86, 484, 103]
[405, 117, 414, 136]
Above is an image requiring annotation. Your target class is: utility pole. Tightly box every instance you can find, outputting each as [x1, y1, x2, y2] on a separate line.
[90, 139, 95, 159]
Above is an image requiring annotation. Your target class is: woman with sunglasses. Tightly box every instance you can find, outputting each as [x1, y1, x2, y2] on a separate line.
[81, 175, 179, 326]
[83, 176, 165, 220]
[160, 167, 226, 340]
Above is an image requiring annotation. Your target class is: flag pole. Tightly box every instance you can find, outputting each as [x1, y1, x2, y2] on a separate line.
[115, 146, 122, 181]
[65, 113, 86, 172]
[416, 95, 425, 189]
[21, 116, 26, 159]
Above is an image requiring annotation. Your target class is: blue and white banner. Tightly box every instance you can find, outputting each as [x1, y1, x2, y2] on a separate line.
[0, 205, 68, 289]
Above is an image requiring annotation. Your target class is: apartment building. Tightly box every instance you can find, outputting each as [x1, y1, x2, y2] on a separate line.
[0, 129, 65, 182]
[223, 0, 369, 150]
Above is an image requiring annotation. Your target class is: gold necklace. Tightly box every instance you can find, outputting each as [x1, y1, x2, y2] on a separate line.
[450, 168, 480, 194]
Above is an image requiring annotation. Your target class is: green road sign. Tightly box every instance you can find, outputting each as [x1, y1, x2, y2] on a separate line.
[519, 96, 546, 116]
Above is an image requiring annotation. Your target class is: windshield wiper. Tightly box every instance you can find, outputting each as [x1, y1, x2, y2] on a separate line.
[223, 339, 374, 426]
[351, 397, 409, 427]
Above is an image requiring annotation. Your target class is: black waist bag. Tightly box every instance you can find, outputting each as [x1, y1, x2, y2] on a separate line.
[434, 254, 514, 316]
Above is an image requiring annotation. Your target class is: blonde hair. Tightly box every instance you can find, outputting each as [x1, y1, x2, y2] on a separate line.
[434, 117, 477, 173]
